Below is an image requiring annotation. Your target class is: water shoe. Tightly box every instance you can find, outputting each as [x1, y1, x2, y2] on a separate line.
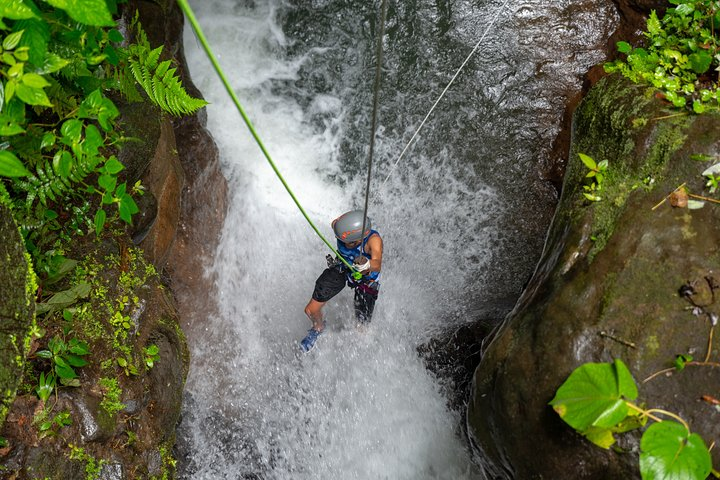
[300, 326, 324, 353]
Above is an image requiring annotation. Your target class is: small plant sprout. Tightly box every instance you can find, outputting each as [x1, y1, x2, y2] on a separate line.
[116, 356, 138, 376]
[36, 371, 55, 403]
[702, 161, 720, 193]
[37, 410, 72, 439]
[143, 344, 160, 369]
[36, 335, 90, 387]
[579, 153, 608, 202]
[674, 353, 694, 371]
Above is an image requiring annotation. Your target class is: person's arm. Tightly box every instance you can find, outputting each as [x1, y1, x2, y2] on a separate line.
[365, 234, 382, 273]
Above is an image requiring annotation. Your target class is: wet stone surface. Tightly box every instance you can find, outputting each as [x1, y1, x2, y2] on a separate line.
[470, 75, 720, 479]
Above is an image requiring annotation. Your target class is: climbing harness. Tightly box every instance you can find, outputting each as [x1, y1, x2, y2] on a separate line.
[379, 0, 513, 188]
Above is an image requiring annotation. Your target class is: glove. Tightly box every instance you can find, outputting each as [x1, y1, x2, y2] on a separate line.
[353, 256, 371, 272]
[326, 254, 337, 268]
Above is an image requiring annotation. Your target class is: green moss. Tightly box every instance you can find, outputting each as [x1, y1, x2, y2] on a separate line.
[150, 441, 178, 480]
[98, 377, 125, 415]
[645, 335, 660, 356]
[569, 76, 691, 260]
[0, 205, 35, 428]
[68, 444, 105, 480]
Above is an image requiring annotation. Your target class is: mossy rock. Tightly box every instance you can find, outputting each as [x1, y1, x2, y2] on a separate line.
[0, 204, 35, 429]
[0, 241, 188, 478]
[469, 75, 720, 478]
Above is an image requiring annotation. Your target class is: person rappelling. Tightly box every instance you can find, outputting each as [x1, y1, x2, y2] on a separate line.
[299, 210, 383, 352]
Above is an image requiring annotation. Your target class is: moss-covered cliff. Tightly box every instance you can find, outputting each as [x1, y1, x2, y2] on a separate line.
[0, 204, 36, 431]
[469, 74, 720, 478]
[0, 0, 226, 477]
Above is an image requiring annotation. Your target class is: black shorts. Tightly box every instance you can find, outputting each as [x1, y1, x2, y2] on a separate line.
[312, 267, 379, 323]
[312, 267, 347, 302]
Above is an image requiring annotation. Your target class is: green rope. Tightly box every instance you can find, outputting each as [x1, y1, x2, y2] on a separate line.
[176, 0, 359, 275]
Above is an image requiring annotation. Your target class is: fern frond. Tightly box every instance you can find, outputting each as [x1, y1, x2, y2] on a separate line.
[9, 149, 98, 210]
[113, 66, 143, 103]
[145, 45, 162, 70]
[124, 21, 208, 117]
[155, 59, 171, 78]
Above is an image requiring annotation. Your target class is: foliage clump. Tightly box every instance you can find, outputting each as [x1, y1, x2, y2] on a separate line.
[0, 0, 206, 266]
[0, 0, 191, 474]
[605, 0, 720, 113]
[551, 359, 715, 480]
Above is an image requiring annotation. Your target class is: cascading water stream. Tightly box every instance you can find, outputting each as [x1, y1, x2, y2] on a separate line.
[177, 0, 617, 478]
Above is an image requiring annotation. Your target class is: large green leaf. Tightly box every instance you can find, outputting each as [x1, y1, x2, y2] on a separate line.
[54, 360, 76, 379]
[15, 82, 51, 106]
[688, 52, 712, 74]
[16, 18, 49, 66]
[640, 422, 711, 480]
[93, 208, 106, 236]
[579, 153, 597, 170]
[52, 150, 72, 178]
[583, 426, 616, 449]
[617, 41, 632, 54]
[83, 124, 102, 156]
[103, 156, 123, 174]
[38, 52, 69, 74]
[64, 353, 88, 367]
[35, 282, 91, 314]
[0, 149, 30, 177]
[549, 359, 638, 432]
[118, 192, 137, 224]
[2, 29, 23, 50]
[44, 0, 114, 26]
[0, 0, 38, 20]
[21, 72, 49, 88]
[79, 89, 119, 131]
[60, 118, 82, 143]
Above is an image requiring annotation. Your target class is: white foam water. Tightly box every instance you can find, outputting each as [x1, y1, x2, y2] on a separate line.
[179, 0, 494, 478]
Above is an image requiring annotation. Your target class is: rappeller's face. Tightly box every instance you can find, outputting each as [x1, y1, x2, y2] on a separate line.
[343, 239, 362, 249]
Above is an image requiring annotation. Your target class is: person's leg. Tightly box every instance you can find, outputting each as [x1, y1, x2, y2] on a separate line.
[304, 299, 327, 331]
[305, 267, 346, 331]
[354, 285, 378, 324]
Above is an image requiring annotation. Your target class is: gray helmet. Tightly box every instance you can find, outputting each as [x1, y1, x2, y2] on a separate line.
[332, 210, 371, 243]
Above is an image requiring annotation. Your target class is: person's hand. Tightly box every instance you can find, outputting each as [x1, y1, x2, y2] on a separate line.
[326, 254, 338, 268]
[353, 256, 371, 272]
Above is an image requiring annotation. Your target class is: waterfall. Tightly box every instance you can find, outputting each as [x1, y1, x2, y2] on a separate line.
[178, 0, 617, 478]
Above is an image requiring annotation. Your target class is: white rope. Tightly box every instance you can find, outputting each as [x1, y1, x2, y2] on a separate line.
[379, 0, 513, 188]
